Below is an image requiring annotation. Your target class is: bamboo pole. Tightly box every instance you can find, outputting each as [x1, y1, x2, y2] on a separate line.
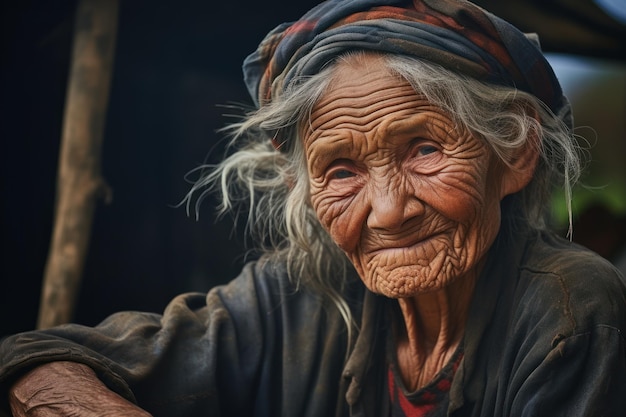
[37, 0, 119, 329]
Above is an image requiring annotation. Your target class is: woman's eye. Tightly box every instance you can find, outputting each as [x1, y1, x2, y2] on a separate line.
[332, 169, 356, 179]
[326, 159, 357, 181]
[418, 145, 438, 156]
[408, 141, 444, 174]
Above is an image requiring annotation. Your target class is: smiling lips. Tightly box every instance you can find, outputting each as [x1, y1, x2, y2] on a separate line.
[366, 231, 444, 256]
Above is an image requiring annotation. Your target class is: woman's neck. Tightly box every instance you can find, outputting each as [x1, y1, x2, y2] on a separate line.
[393, 271, 478, 391]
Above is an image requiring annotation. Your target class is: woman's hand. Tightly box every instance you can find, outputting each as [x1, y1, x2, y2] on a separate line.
[9, 361, 152, 417]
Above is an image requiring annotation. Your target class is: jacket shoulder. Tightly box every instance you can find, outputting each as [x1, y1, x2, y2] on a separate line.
[516, 231, 626, 334]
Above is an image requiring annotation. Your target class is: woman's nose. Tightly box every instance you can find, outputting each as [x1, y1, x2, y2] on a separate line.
[366, 180, 424, 231]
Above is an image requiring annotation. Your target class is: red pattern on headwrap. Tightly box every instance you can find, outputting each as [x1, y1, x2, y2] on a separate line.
[243, 0, 571, 129]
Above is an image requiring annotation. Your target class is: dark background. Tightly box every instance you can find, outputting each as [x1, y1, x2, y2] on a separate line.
[1, 0, 625, 336]
[1, 0, 321, 335]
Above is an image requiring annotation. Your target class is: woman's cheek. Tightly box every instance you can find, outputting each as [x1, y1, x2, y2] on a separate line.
[422, 171, 486, 223]
[312, 191, 346, 228]
[312, 192, 360, 249]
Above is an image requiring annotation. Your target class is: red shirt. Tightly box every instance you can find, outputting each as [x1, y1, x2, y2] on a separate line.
[388, 348, 463, 417]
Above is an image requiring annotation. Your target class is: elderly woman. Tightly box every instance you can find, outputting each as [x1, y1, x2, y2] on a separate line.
[2, 0, 625, 416]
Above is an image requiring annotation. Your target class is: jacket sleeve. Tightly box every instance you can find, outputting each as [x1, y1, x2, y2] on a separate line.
[508, 248, 626, 417]
[512, 325, 626, 416]
[0, 262, 270, 416]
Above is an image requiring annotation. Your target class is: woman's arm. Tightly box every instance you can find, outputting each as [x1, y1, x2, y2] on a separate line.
[0, 263, 276, 416]
[9, 361, 152, 417]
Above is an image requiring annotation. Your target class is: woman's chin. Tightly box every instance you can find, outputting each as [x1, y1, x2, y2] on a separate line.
[364, 266, 455, 298]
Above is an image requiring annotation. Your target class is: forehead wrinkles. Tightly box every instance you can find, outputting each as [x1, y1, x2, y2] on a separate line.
[309, 79, 419, 132]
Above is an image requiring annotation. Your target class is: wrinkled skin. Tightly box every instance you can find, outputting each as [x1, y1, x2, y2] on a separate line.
[307, 60, 505, 298]
[304, 55, 536, 389]
[9, 361, 152, 416]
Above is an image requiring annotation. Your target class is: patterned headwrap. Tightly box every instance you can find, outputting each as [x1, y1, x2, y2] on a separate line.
[243, 0, 572, 128]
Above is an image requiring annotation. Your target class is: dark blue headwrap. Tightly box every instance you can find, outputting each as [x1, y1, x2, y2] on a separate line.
[243, 0, 571, 128]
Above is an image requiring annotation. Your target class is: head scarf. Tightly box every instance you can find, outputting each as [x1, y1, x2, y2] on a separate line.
[243, 0, 572, 129]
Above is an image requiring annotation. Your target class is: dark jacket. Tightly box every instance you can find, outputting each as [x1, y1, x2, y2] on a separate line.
[1, 229, 625, 416]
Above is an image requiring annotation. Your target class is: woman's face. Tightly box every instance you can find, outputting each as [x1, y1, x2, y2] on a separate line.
[304, 58, 511, 298]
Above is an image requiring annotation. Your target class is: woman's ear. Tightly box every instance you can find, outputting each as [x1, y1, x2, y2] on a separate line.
[500, 112, 541, 198]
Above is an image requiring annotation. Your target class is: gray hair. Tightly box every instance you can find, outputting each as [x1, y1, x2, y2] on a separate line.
[185, 52, 581, 334]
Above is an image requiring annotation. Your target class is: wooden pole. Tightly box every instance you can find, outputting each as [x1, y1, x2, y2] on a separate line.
[37, 0, 119, 329]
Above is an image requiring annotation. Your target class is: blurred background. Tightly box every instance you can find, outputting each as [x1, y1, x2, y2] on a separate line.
[1, 0, 625, 336]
